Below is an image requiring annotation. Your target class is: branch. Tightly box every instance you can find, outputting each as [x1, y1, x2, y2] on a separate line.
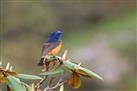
[43, 74, 67, 91]
[43, 80, 64, 91]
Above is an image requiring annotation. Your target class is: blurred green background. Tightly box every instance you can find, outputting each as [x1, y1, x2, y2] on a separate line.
[0, 0, 136, 91]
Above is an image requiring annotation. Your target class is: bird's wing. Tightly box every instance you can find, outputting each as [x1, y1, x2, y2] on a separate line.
[41, 41, 60, 56]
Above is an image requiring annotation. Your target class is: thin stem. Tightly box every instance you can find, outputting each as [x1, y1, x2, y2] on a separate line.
[43, 77, 55, 91]
[49, 80, 64, 90]
[44, 80, 66, 91]
[35, 76, 48, 89]
[43, 74, 67, 91]
[48, 77, 55, 87]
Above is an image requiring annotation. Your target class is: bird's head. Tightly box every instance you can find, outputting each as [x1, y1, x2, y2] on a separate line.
[47, 30, 63, 42]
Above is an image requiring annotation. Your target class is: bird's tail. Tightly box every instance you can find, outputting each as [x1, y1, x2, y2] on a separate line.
[37, 57, 45, 66]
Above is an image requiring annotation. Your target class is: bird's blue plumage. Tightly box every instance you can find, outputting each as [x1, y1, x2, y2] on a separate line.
[47, 30, 63, 43]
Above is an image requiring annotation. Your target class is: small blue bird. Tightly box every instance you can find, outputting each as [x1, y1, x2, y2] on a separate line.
[38, 30, 63, 66]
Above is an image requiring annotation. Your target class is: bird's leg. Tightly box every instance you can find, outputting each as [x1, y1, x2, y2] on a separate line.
[43, 55, 47, 62]
[42, 55, 49, 72]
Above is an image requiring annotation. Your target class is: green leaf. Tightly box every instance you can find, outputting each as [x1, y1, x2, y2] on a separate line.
[6, 75, 26, 91]
[17, 74, 42, 80]
[63, 60, 75, 69]
[63, 60, 103, 81]
[39, 68, 64, 76]
[78, 66, 103, 81]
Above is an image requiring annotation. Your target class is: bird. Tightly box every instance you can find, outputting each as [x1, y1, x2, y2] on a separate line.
[38, 30, 63, 66]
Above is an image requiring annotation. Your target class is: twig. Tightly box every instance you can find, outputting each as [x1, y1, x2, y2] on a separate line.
[44, 77, 56, 91]
[43, 73, 67, 91]
[44, 79, 66, 91]
[35, 76, 48, 89]
[49, 79, 64, 90]
[48, 77, 55, 87]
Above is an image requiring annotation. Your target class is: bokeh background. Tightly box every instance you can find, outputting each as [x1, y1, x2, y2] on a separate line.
[0, 0, 136, 91]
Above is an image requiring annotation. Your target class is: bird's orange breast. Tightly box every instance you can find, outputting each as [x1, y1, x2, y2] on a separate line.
[48, 42, 62, 55]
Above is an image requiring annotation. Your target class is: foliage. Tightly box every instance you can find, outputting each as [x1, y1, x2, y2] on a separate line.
[0, 50, 103, 91]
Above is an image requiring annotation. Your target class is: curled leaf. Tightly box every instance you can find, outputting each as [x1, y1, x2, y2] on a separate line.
[6, 71, 17, 76]
[0, 68, 4, 73]
[0, 75, 6, 84]
[68, 72, 81, 89]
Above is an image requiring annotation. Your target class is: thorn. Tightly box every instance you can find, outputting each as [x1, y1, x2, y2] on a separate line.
[62, 50, 67, 61]
[6, 62, 10, 70]
[31, 83, 35, 91]
[59, 85, 64, 91]
[78, 62, 81, 66]
[0, 61, 2, 67]
[10, 66, 13, 71]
